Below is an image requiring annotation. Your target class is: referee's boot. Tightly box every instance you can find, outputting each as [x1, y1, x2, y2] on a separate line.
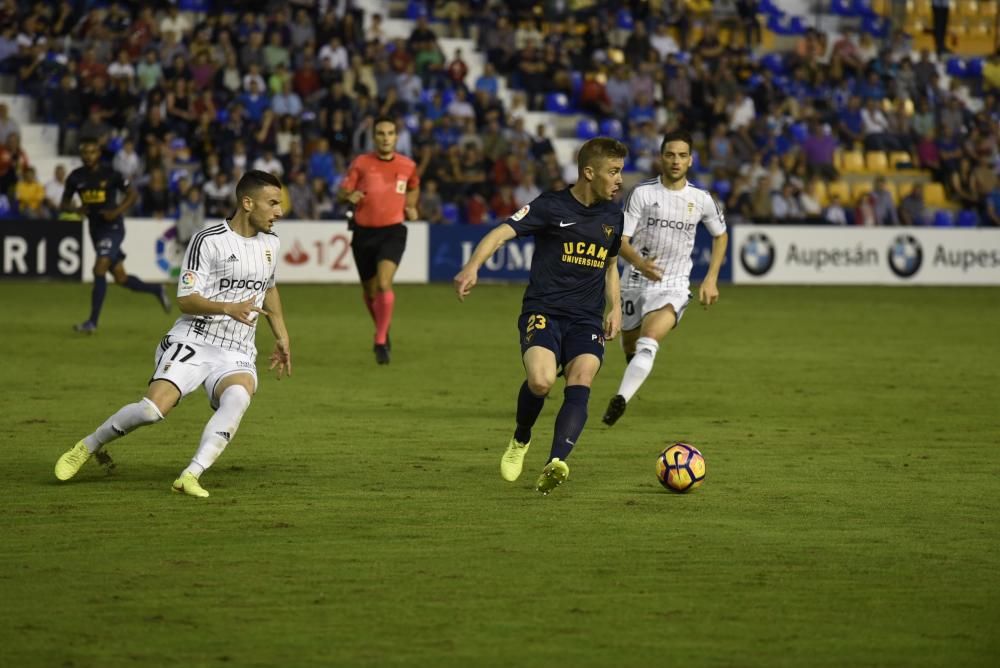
[374, 343, 390, 365]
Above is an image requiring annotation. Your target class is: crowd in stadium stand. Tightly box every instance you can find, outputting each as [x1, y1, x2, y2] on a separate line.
[0, 0, 999, 227]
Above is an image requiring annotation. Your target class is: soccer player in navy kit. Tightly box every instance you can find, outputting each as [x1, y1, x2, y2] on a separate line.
[61, 137, 170, 333]
[454, 137, 627, 495]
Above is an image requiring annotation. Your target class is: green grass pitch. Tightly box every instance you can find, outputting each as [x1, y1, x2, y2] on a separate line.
[3, 281, 999, 667]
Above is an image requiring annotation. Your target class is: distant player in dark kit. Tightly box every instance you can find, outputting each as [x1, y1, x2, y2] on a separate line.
[62, 136, 170, 333]
[338, 115, 420, 365]
[454, 137, 627, 495]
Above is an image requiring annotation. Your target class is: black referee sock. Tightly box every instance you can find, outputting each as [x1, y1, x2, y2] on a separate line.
[514, 380, 545, 443]
[549, 385, 590, 462]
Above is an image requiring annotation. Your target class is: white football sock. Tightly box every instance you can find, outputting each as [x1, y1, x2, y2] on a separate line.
[83, 398, 163, 453]
[617, 337, 660, 402]
[183, 385, 252, 478]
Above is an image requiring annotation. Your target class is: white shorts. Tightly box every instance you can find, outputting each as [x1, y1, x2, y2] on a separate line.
[152, 337, 257, 408]
[621, 288, 691, 332]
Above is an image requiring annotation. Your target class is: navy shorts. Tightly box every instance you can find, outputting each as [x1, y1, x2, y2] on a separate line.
[91, 226, 126, 263]
[517, 311, 606, 367]
[351, 224, 407, 281]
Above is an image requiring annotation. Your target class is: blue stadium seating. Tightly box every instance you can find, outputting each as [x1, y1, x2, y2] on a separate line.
[405, 0, 429, 20]
[862, 16, 889, 39]
[760, 53, 786, 75]
[831, 0, 854, 16]
[933, 210, 954, 227]
[947, 58, 967, 78]
[956, 210, 979, 227]
[853, 0, 878, 17]
[404, 113, 421, 133]
[599, 118, 624, 140]
[442, 202, 460, 225]
[616, 9, 634, 30]
[544, 92, 572, 114]
[966, 58, 985, 78]
[576, 118, 599, 139]
[759, 0, 784, 16]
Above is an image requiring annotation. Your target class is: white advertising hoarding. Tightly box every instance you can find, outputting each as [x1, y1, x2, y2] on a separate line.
[732, 226, 1000, 285]
[82, 219, 429, 284]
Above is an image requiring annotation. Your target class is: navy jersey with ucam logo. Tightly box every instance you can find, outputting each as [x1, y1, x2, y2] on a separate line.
[62, 165, 129, 231]
[507, 189, 623, 320]
[622, 179, 726, 291]
[167, 220, 280, 358]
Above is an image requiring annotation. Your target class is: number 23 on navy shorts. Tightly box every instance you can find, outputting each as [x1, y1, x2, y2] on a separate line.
[152, 337, 258, 408]
[517, 312, 606, 367]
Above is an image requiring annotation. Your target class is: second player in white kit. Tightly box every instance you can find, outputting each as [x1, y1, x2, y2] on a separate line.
[603, 130, 729, 427]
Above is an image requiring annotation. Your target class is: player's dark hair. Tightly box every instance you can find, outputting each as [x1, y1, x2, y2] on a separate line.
[660, 129, 693, 153]
[78, 136, 99, 146]
[576, 137, 628, 173]
[373, 115, 397, 130]
[235, 169, 282, 202]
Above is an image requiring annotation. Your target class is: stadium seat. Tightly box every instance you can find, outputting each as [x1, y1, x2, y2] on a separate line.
[850, 182, 872, 201]
[544, 92, 572, 114]
[853, 0, 878, 16]
[983, 0, 998, 18]
[832, 0, 856, 15]
[932, 210, 954, 226]
[599, 118, 624, 140]
[958, 0, 979, 18]
[576, 118, 599, 139]
[616, 9, 635, 29]
[889, 151, 913, 168]
[956, 209, 979, 227]
[826, 180, 851, 204]
[913, 0, 932, 18]
[789, 121, 808, 143]
[840, 150, 866, 173]
[760, 53, 787, 75]
[862, 16, 890, 38]
[812, 180, 829, 206]
[441, 202, 460, 225]
[404, 113, 420, 133]
[923, 182, 949, 207]
[947, 57, 967, 78]
[865, 151, 890, 173]
[405, 0, 429, 19]
[966, 57, 985, 78]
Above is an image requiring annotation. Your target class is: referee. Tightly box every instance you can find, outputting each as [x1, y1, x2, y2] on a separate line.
[338, 115, 420, 365]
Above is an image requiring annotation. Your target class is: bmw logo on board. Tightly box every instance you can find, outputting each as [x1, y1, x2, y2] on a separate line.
[740, 232, 775, 276]
[887, 234, 922, 278]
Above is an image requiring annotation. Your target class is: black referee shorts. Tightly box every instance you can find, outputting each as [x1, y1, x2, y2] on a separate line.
[350, 223, 408, 281]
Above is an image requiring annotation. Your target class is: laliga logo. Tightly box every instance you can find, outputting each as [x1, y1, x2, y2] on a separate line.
[740, 232, 775, 276]
[888, 234, 922, 278]
[156, 226, 184, 278]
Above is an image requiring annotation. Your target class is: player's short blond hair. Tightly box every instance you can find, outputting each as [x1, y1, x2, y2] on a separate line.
[576, 137, 628, 175]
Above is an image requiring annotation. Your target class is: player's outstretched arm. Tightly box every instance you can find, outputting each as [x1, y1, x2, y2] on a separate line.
[604, 256, 622, 340]
[618, 235, 663, 282]
[699, 231, 729, 307]
[453, 223, 517, 301]
[262, 286, 291, 379]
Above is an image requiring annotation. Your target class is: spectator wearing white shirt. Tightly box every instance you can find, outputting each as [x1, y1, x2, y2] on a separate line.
[107, 49, 136, 83]
[252, 148, 284, 178]
[318, 36, 349, 71]
[650, 23, 680, 60]
[0, 103, 19, 144]
[446, 88, 476, 120]
[824, 194, 849, 224]
[772, 182, 803, 220]
[513, 170, 541, 208]
[271, 81, 303, 117]
[861, 98, 895, 151]
[113, 138, 142, 183]
[44, 164, 69, 213]
[159, 6, 193, 43]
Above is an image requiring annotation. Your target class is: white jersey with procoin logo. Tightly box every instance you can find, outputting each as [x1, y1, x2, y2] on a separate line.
[622, 179, 727, 291]
[166, 220, 279, 358]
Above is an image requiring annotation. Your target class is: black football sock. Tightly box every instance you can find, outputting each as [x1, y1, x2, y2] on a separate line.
[125, 274, 162, 295]
[514, 380, 545, 443]
[549, 385, 590, 462]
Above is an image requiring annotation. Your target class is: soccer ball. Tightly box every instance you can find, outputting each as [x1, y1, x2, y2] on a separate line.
[656, 443, 706, 493]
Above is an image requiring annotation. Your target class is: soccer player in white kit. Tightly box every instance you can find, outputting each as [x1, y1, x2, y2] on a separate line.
[54, 170, 292, 497]
[602, 130, 728, 426]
